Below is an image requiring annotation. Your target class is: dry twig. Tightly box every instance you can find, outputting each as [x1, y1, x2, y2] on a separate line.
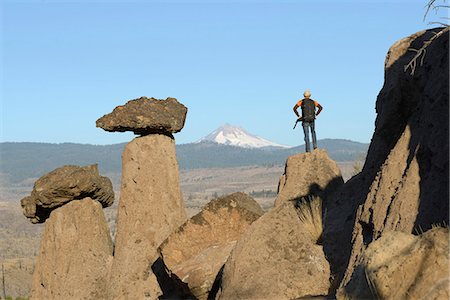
[404, 26, 449, 75]
[295, 195, 324, 243]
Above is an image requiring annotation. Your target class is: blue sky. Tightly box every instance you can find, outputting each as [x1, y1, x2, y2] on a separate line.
[1, 0, 445, 146]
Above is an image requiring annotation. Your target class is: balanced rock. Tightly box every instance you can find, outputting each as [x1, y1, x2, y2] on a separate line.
[20, 164, 114, 223]
[109, 134, 188, 299]
[30, 198, 113, 299]
[219, 200, 330, 300]
[159, 192, 264, 300]
[96, 96, 188, 135]
[342, 227, 449, 299]
[339, 28, 449, 290]
[275, 148, 343, 207]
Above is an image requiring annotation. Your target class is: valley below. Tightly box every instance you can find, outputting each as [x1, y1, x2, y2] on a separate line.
[0, 161, 358, 298]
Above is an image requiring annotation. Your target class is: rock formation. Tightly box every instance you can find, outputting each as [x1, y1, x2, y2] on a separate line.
[20, 164, 114, 223]
[159, 192, 264, 299]
[30, 198, 113, 299]
[343, 227, 449, 299]
[98, 96, 188, 299]
[219, 200, 330, 300]
[275, 149, 343, 207]
[96, 96, 188, 135]
[336, 27, 449, 292]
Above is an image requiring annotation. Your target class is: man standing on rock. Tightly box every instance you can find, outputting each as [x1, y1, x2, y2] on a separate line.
[293, 90, 323, 152]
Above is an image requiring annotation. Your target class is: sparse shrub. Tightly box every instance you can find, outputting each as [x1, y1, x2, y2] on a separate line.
[294, 195, 324, 244]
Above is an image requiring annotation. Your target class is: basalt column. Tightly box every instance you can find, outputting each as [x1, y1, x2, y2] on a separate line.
[96, 96, 188, 299]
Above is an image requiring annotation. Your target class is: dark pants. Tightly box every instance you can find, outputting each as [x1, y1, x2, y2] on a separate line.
[302, 121, 317, 152]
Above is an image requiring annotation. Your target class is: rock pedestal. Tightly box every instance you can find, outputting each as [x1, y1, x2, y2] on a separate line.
[30, 198, 113, 299]
[275, 149, 343, 207]
[109, 134, 187, 299]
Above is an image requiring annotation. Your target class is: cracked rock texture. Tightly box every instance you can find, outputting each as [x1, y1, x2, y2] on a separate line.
[96, 96, 187, 135]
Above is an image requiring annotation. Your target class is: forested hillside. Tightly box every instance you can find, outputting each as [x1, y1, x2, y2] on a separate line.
[0, 139, 368, 182]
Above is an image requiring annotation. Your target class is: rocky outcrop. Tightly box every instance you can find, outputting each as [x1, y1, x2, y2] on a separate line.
[275, 149, 343, 207]
[219, 200, 330, 300]
[342, 227, 449, 299]
[30, 198, 113, 299]
[20, 164, 114, 223]
[338, 27, 449, 291]
[96, 96, 187, 135]
[109, 134, 188, 299]
[159, 192, 264, 299]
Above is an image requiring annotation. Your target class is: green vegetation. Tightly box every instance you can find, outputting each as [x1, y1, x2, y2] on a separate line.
[0, 139, 368, 183]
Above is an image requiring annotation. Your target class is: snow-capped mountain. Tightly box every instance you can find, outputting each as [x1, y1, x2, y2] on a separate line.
[197, 124, 291, 148]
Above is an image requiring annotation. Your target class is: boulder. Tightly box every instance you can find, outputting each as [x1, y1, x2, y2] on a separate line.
[275, 149, 343, 207]
[159, 192, 264, 299]
[30, 198, 113, 299]
[219, 200, 330, 300]
[20, 164, 114, 223]
[109, 134, 188, 299]
[341, 227, 449, 299]
[339, 28, 449, 290]
[96, 96, 188, 135]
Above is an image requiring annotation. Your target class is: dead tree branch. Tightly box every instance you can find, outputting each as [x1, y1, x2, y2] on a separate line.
[404, 26, 449, 75]
[424, 0, 449, 21]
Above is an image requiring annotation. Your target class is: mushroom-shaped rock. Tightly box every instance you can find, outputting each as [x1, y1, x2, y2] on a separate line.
[341, 228, 449, 299]
[30, 198, 113, 299]
[96, 96, 188, 135]
[275, 148, 343, 207]
[20, 164, 114, 223]
[159, 192, 264, 300]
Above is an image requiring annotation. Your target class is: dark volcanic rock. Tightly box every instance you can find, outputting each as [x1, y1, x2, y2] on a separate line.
[20, 164, 114, 223]
[96, 96, 188, 135]
[323, 27, 449, 297]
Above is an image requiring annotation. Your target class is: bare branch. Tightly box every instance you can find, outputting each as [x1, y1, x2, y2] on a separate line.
[424, 0, 450, 21]
[404, 26, 450, 75]
[428, 21, 450, 26]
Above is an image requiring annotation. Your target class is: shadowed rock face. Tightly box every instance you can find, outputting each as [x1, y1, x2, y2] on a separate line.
[159, 192, 264, 300]
[96, 96, 188, 135]
[342, 228, 449, 299]
[30, 198, 113, 300]
[20, 164, 114, 223]
[336, 28, 449, 293]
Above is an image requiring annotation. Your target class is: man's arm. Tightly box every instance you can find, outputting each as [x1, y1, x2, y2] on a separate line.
[293, 103, 301, 118]
[316, 103, 323, 116]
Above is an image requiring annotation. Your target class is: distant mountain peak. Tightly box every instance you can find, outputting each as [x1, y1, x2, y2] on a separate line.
[197, 124, 291, 149]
